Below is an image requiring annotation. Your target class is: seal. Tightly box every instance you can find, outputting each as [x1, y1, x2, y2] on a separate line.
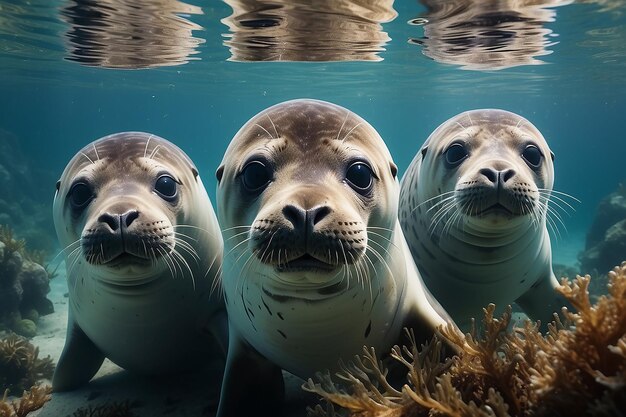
[215, 99, 453, 417]
[52, 132, 226, 391]
[399, 109, 568, 330]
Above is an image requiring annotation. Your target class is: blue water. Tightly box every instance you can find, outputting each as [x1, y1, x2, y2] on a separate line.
[1, 0, 626, 269]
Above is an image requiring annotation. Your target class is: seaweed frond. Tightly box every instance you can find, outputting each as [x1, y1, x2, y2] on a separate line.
[0, 385, 51, 417]
[0, 226, 25, 258]
[0, 334, 55, 395]
[307, 262, 626, 417]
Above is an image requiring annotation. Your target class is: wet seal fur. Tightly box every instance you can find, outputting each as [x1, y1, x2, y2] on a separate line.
[215, 99, 452, 417]
[399, 109, 568, 329]
[52, 132, 226, 391]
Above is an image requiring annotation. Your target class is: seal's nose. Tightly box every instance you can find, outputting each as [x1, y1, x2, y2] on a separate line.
[282, 204, 331, 233]
[479, 168, 515, 184]
[98, 209, 139, 231]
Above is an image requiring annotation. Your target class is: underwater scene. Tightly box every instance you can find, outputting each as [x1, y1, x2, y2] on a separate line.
[1, 0, 625, 416]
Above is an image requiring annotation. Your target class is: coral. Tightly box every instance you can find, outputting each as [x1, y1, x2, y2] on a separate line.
[0, 333, 55, 396]
[70, 400, 139, 417]
[305, 263, 626, 417]
[0, 225, 54, 337]
[0, 385, 51, 417]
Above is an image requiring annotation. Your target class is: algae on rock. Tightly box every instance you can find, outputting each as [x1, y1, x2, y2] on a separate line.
[305, 263, 626, 417]
[0, 225, 54, 337]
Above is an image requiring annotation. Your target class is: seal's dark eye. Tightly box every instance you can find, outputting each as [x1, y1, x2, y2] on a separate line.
[444, 143, 469, 167]
[522, 145, 543, 168]
[242, 161, 272, 192]
[154, 175, 178, 200]
[69, 182, 94, 209]
[346, 162, 374, 193]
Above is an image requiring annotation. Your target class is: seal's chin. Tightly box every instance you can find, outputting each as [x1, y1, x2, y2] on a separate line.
[276, 254, 338, 273]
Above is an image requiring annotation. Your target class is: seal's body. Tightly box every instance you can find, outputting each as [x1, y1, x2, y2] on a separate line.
[52, 132, 226, 391]
[216, 99, 452, 417]
[399, 109, 565, 329]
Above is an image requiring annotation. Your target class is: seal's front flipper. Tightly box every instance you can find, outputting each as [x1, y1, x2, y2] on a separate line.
[516, 271, 572, 329]
[52, 315, 104, 392]
[217, 328, 284, 417]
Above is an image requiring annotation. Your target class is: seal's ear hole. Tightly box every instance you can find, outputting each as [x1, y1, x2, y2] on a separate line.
[55, 180, 61, 191]
[216, 165, 224, 183]
[550, 151, 555, 162]
[389, 162, 398, 179]
[191, 167, 199, 180]
[421, 146, 428, 158]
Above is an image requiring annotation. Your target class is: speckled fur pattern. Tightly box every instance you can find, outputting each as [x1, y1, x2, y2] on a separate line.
[52, 132, 226, 391]
[399, 109, 565, 330]
[215, 99, 452, 417]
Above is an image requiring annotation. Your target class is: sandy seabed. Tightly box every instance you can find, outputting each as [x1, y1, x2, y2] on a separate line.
[28, 265, 313, 417]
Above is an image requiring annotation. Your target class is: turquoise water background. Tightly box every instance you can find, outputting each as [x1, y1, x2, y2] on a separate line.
[1, 0, 625, 268]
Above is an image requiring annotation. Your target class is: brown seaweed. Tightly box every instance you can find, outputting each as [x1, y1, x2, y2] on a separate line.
[0, 333, 55, 395]
[0, 385, 51, 417]
[305, 262, 626, 417]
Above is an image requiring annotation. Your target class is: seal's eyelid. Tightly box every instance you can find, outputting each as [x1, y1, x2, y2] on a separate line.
[389, 162, 398, 178]
[56, 180, 61, 191]
[216, 165, 224, 182]
[191, 167, 199, 179]
[155, 170, 182, 184]
[421, 146, 428, 158]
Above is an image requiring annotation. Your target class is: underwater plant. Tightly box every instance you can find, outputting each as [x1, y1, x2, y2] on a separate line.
[0, 333, 54, 396]
[70, 400, 139, 417]
[305, 262, 626, 417]
[0, 385, 51, 417]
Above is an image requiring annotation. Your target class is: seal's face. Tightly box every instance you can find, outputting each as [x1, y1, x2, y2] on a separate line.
[217, 99, 398, 287]
[54, 133, 200, 282]
[419, 109, 554, 230]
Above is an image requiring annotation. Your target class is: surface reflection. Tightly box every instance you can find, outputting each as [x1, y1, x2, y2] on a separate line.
[409, 0, 572, 70]
[221, 0, 397, 62]
[61, 0, 204, 69]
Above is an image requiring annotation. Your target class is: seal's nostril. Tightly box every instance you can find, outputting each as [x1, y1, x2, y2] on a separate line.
[501, 169, 515, 183]
[122, 210, 140, 227]
[282, 204, 306, 229]
[309, 206, 331, 226]
[479, 168, 498, 183]
[98, 213, 120, 231]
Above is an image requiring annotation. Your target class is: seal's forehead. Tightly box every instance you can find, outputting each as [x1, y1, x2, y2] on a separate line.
[227, 99, 388, 156]
[62, 132, 195, 177]
[427, 109, 547, 149]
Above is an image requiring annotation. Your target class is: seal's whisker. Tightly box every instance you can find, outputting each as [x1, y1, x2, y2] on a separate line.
[266, 114, 279, 139]
[92, 143, 100, 161]
[221, 225, 253, 233]
[538, 192, 577, 216]
[173, 237, 200, 263]
[428, 200, 457, 236]
[410, 191, 457, 214]
[537, 188, 580, 202]
[172, 248, 196, 290]
[225, 229, 252, 242]
[81, 152, 95, 165]
[143, 135, 153, 158]
[336, 111, 349, 141]
[340, 122, 362, 143]
[367, 230, 397, 248]
[51, 239, 81, 264]
[424, 195, 457, 215]
[149, 144, 162, 160]
[158, 247, 177, 279]
[255, 123, 275, 140]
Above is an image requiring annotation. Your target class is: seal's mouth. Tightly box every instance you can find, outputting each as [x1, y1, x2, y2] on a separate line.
[276, 254, 338, 273]
[476, 203, 514, 217]
[104, 252, 153, 267]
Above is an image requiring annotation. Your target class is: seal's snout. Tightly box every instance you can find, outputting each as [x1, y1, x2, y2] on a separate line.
[98, 209, 139, 232]
[282, 204, 332, 235]
[479, 167, 516, 185]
